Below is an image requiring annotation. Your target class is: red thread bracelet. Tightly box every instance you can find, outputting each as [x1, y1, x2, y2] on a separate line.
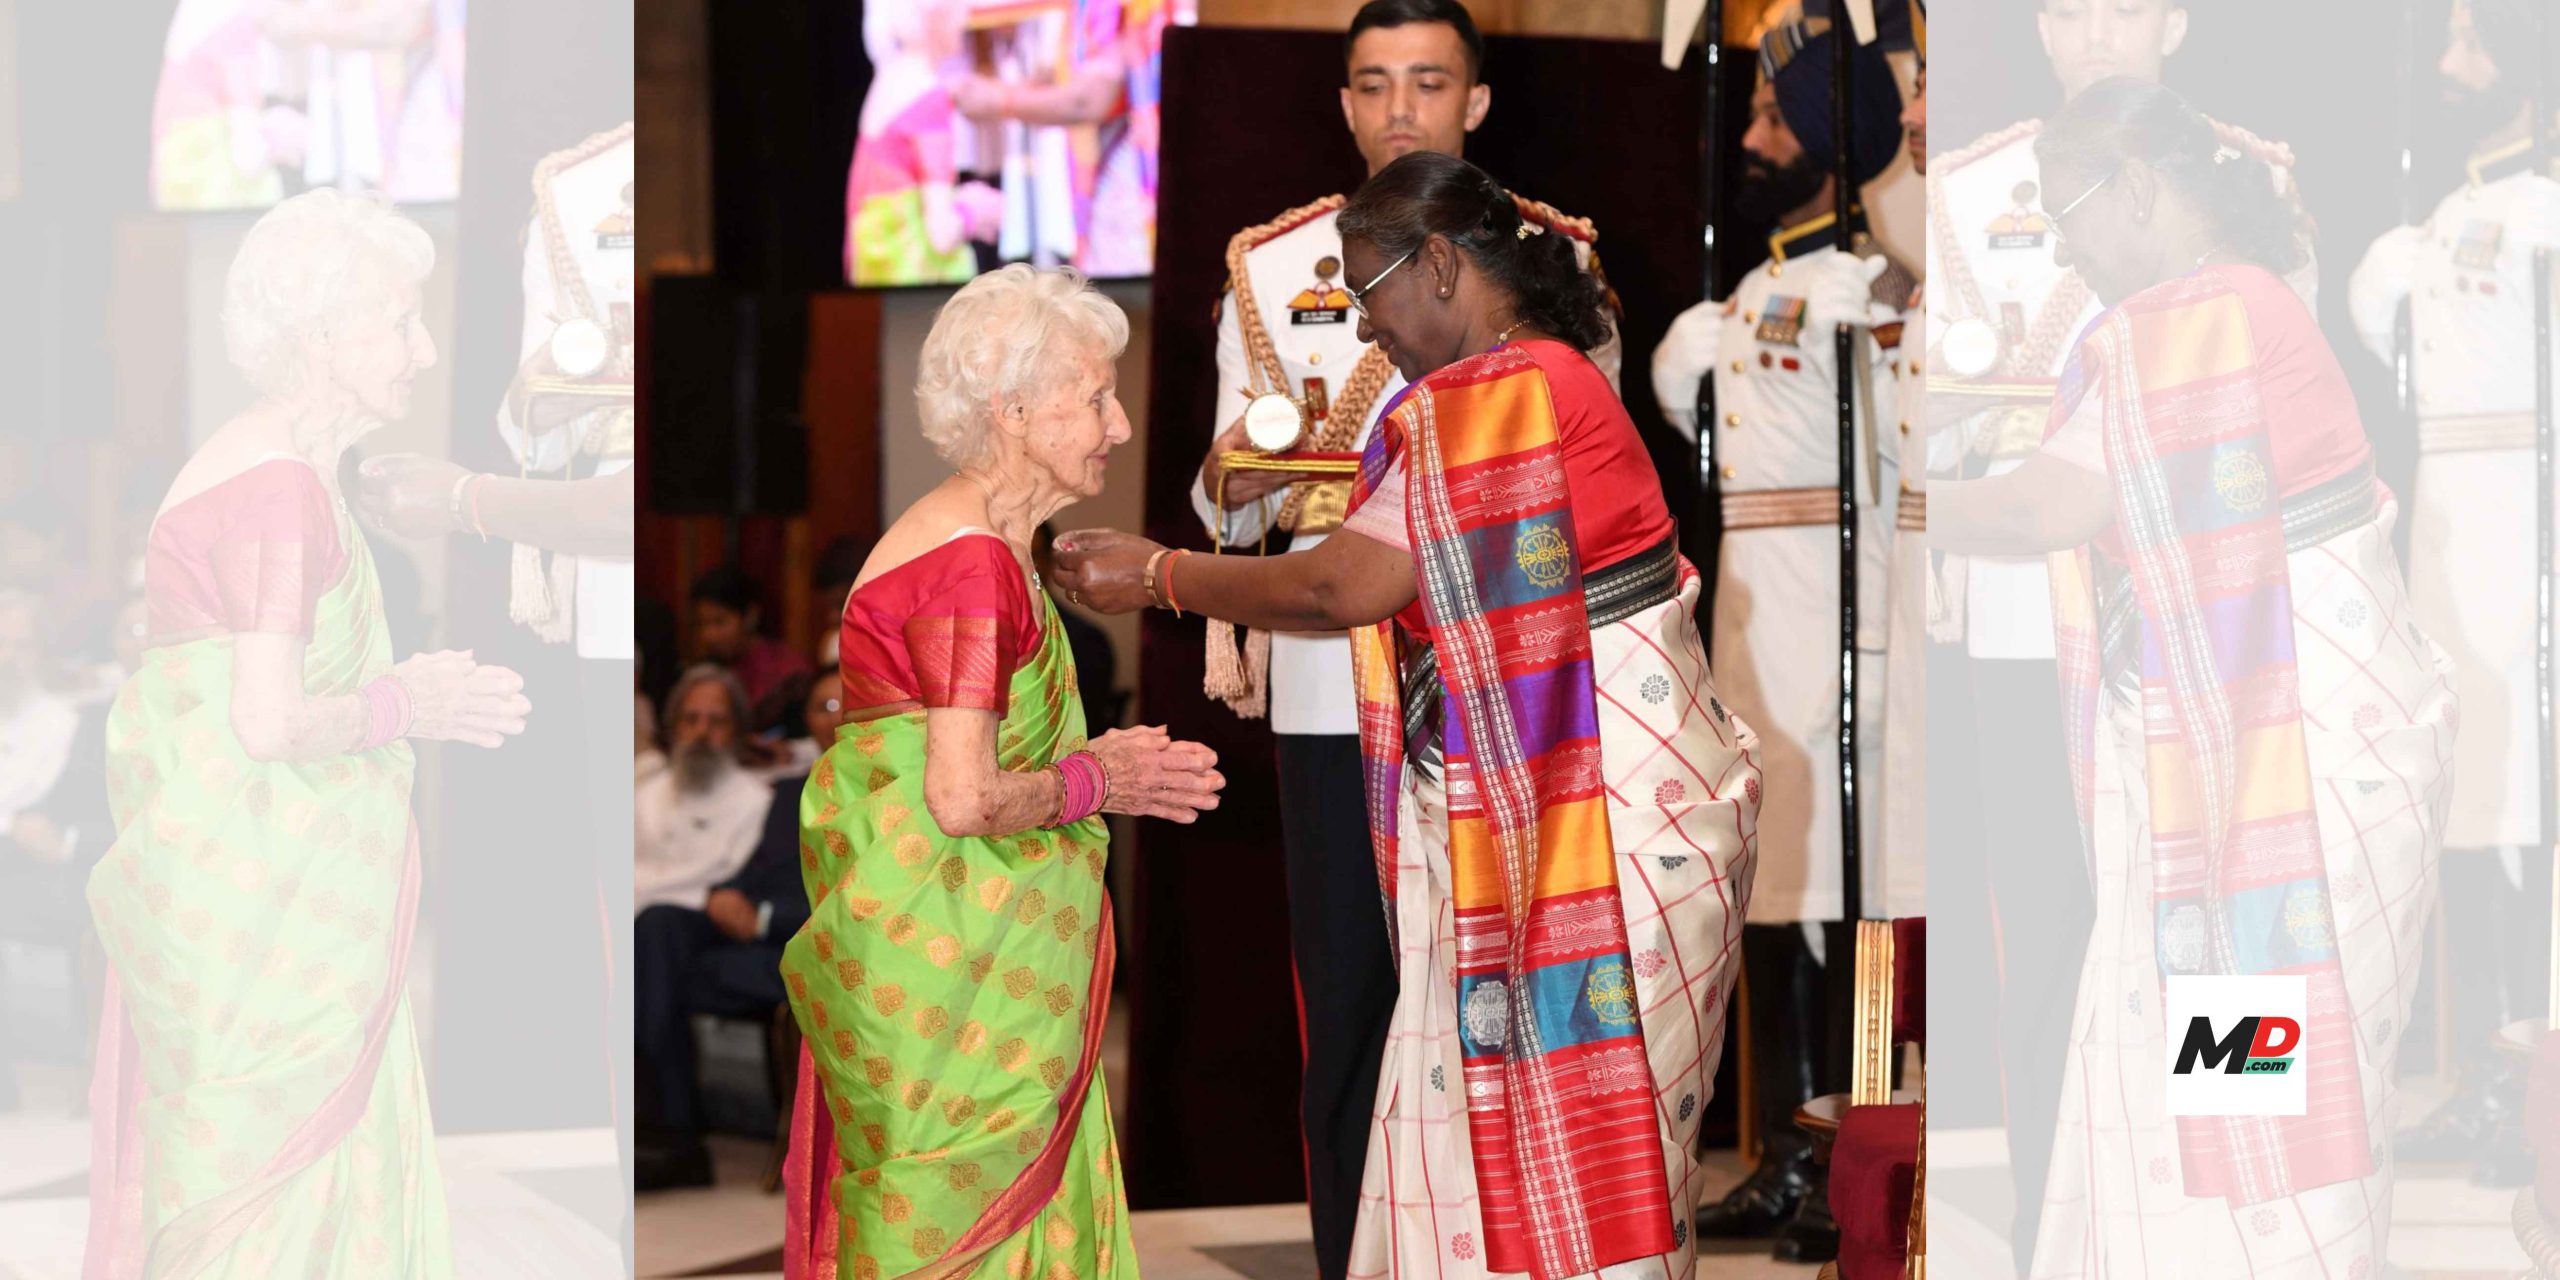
[466, 475, 491, 541]
[1162, 549, 1189, 618]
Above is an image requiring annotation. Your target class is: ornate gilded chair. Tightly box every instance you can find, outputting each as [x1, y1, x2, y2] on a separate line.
[1804, 917, 1924, 1280]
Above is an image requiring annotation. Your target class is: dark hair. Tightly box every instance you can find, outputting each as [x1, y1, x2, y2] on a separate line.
[688, 564, 762, 615]
[1346, 0, 1483, 81]
[1337, 150, 1614, 353]
[2035, 77, 2309, 276]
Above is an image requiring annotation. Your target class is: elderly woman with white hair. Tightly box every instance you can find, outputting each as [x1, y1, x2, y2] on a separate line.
[83, 189, 530, 1278]
[777, 265, 1221, 1280]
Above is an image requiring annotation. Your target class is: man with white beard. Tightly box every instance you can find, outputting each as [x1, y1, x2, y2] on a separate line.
[635, 665, 771, 914]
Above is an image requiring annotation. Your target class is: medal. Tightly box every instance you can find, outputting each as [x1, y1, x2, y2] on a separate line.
[1243, 393, 1308, 452]
[550, 317, 612, 378]
[1941, 317, 2000, 378]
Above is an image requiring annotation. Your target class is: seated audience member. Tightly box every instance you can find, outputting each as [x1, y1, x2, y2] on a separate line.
[689, 565, 812, 734]
[637, 664, 771, 913]
[635, 668, 845, 1189]
[0, 590, 98, 1108]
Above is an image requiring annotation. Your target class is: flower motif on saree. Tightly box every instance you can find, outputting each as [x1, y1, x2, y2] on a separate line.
[2212, 449, 2270, 512]
[1514, 520, 1572, 588]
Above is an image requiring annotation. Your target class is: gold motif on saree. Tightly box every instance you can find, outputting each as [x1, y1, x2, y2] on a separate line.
[879, 801, 908, 830]
[868, 768, 894, 791]
[816, 801, 841, 825]
[862, 1122, 887, 1152]
[1051, 905, 1082, 940]
[937, 857, 969, 891]
[827, 830, 854, 861]
[864, 1054, 893, 1086]
[1045, 983, 1076, 1016]
[852, 1256, 881, 1280]
[913, 1227, 948, 1257]
[1014, 888, 1050, 924]
[941, 1095, 976, 1125]
[1005, 1245, 1033, 1279]
[902, 1079, 934, 1110]
[811, 1002, 830, 1030]
[995, 1037, 1029, 1070]
[850, 896, 884, 920]
[956, 1020, 989, 1054]
[949, 1160, 981, 1189]
[2213, 451, 2269, 512]
[924, 935, 962, 968]
[838, 958, 864, 988]
[2283, 884, 2334, 949]
[1003, 967, 1037, 999]
[815, 757, 836, 791]
[885, 914, 920, 944]
[895, 834, 931, 866]
[813, 933, 836, 961]
[788, 972, 809, 1001]
[984, 1106, 1017, 1133]
[872, 985, 907, 1016]
[1039, 1056, 1067, 1089]
[882, 1192, 912, 1223]
[968, 953, 996, 984]
[836, 1030, 860, 1059]
[978, 877, 1015, 913]
[1585, 961, 1637, 1025]
[1514, 522, 1572, 588]
[1046, 1216, 1080, 1250]
[854, 734, 884, 756]
[914, 1006, 949, 1038]
[1046, 1259, 1079, 1280]
[247, 780, 273, 817]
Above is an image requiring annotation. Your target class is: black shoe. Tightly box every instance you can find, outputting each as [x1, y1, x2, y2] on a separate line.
[1770, 1162, 1840, 1264]
[1694, 1149, 1815, 1239]
[2473, 1107, 2537, 1187]
[2396, 1070, 2512, 1163]
[636, 1139, 715, 1192]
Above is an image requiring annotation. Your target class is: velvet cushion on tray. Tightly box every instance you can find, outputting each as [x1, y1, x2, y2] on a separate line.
[1830, 1101, 1921, 1280]
[1891, 917, 1925, 1045]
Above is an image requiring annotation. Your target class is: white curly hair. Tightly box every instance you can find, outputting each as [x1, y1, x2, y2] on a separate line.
[221, 188, 436, 400]
[914, 264, 1130, 471]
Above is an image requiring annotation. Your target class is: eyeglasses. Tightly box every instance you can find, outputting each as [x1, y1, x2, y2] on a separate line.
[2045, 170, 2114, 245]
[1346, 249, 1416, 319]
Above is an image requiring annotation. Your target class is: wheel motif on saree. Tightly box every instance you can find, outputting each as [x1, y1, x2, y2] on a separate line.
[2281, 883, 2334, 950]
[1462, 979, 1511, 1051]
[1513, 521, 1572, 589]
[1585, 960, 1637, 1026]
[2160, 902, 2208, 974]
[2212, 450, 2269, 512]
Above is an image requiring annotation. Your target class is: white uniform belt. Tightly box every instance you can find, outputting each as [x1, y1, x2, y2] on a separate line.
[2419, 412, 2536, 454]
[1721, 486, 1841, 530]
[1895, 488, 1925, 532]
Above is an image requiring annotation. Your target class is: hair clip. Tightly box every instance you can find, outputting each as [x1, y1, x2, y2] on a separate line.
[1516, 222, 1545, 240]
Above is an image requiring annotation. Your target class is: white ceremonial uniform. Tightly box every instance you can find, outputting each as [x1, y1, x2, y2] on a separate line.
[1878, 292, 1929, 917]
[1926, 117, 2311, 662]
[1662, 215, 1901, 923]
[2349, 136, 2560, 848]
[501, 123, 636, 660]
[633, 764, 772, 913]
[1188, 196, 1617, 735]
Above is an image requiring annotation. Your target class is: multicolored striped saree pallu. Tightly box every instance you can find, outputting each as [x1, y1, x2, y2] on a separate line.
[1346, 345, 1673, 1279]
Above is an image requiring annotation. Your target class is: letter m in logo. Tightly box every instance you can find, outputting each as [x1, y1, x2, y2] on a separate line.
[2174, 1015, 2260, 1076]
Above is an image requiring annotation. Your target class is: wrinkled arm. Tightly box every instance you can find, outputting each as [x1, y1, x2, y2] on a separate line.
[230, 632, 368, 762]
[921, 707, 1060, 838]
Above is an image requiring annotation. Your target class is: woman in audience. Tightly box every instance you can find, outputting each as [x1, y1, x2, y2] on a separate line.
[778, 264, 1222, 1280]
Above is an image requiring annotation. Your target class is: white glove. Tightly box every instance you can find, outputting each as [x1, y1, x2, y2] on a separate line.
[1652, 299, 1724, 445]
[2512, 174, 2560, 252]
[1801, 254, 1899, 335]
[2347, 223, 2426, 363]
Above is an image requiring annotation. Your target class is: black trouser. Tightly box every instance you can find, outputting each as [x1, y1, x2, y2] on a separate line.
[1927, 647, 2089, 1275]
[2436, 847, 2556, 1065]
[634, 903, 788, 1139]
[1736, 920, 1854, 1164]
[1275, 734, 1397, 1280]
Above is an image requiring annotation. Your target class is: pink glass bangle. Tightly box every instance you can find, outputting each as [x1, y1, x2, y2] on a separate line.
[1048, 750, 1106, 826]
[359, 675, 412, 749]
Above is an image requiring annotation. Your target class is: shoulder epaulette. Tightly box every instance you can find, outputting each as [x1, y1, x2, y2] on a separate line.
[1936, 119, 2040, 175]
[1228, 194, 1347, 260]
[1512, 192, 1597, 244]
[2206, 117, 2294, 171]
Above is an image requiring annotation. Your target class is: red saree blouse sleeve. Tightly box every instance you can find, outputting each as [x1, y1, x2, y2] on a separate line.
[145, 459, 348, 641]
[838, 534, 1038, 717]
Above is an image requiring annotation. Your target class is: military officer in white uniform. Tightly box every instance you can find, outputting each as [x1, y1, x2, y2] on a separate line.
[2346, 0, 2556, 1186]
[1181, 5, 1614, 1278]
[1651, 15, 1911, 1261]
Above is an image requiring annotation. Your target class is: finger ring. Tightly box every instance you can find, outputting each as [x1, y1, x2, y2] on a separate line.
[1071, 590, 1082, 606]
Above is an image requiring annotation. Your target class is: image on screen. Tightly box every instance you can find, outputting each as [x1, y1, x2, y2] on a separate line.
[846, 0, 1191, 286]
[150, 0, 466, 211]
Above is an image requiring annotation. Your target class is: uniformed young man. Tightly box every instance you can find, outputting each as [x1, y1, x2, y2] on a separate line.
[1650, 13, 1914, 1262]
[1919, 4, 2310, 1269]
[2346, 0, 2558, 1188]
[1186, 4, 1612, 1277]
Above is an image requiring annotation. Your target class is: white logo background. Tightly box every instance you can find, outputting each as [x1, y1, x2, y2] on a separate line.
[2163, 974, 2309, 1117]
